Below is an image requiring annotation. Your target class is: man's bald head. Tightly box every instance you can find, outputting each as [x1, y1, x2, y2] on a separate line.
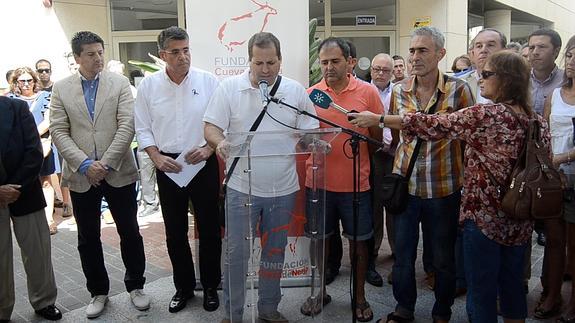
[371, 53, 394, 90]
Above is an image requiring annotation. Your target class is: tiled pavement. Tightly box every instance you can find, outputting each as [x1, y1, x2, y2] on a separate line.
[8, 205, 569, 322]
[9, 206, 173, 322]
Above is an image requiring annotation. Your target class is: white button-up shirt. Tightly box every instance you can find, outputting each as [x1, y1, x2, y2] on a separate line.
[135, 67, 219, 154]
[373, 81, 393, 149]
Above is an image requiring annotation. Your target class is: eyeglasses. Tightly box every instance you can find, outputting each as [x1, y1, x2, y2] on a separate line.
[480, 70, 497, 80]
[162, 47, 190, 56]
[372, 67, 392, 74]
[17, 79, 34, 84]
[37, 68, 51, 74]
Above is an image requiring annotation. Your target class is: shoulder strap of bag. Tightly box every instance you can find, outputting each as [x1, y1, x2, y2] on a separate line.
[223, 75, 282, 186]
[404, 87, 442, 179]
[483, 104, 531, 192]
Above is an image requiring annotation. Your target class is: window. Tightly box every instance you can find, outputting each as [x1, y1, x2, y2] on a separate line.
[110, 0, 179, 31]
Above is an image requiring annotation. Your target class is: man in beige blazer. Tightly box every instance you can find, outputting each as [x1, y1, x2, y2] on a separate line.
[49, 31, 149, 319]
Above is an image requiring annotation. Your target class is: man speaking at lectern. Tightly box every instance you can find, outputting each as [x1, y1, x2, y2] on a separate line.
[204, 32, 318, 323]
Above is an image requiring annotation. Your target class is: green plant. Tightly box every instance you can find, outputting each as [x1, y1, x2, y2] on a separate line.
[309, 18, 322, 86]
[128, 53, 164, 73]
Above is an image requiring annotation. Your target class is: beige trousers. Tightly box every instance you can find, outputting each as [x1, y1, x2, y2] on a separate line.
[0, 207, 57, 320]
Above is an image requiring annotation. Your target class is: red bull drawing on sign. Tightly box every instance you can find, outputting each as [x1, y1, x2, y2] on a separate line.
[217, 0, 278, 52]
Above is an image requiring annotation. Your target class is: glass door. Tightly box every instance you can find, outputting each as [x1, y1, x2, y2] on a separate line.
[111, 36, 158, 86]
[331, 30, 396, 81]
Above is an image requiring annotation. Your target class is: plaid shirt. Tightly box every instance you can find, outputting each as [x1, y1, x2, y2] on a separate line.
[389, 72, 474, 198]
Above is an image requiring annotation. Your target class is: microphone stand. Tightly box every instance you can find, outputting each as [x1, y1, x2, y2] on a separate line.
[269, 96, 382, 323]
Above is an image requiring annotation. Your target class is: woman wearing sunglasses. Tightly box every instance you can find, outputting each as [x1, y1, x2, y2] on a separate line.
[349, 50, 549, 323]
[8, 67, 59, 234]
[542, 34, 575, 323]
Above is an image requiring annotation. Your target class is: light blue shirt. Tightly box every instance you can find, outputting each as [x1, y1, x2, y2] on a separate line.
[79, 73, 100, 174]
[80, 74, 100, 121]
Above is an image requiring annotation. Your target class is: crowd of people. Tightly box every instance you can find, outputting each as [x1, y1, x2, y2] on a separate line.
[0, 23, 574, 323]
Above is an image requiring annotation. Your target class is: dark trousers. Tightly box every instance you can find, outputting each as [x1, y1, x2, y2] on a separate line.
[392, 191, 460, 321]
[70, 181, 145, 297]
[156, 154, 221, 292]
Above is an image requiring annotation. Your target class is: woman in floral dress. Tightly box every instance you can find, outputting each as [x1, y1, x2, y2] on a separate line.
[350, 51, 550, 323]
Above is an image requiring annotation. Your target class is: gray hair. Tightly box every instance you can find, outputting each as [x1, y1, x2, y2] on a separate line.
[506, 41, 522, 53]
[411, 26, 445, 51]
[473, 28, 507, 49]
[372, 53, 393, 66]
[157, 26, 188, 51]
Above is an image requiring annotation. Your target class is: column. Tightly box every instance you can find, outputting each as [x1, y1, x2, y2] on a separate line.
[484, 9, 511, 41]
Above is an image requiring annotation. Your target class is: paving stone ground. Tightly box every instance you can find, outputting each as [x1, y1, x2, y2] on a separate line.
[8, 205, 566, 322]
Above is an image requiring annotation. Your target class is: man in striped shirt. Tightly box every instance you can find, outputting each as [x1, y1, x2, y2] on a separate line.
[387, 27, 474, 323]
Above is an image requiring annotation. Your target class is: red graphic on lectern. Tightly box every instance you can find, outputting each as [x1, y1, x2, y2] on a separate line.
[217, 0, 278, 52]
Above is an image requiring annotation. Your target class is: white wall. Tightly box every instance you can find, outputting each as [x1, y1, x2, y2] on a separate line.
[0, 0, 109, 88]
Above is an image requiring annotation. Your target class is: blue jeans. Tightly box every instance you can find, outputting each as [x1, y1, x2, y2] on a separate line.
[223, 188, 296, 321]
[463, 220, 528, 322]
[392, 191, 460, 321]
[455, 228, 466, 290]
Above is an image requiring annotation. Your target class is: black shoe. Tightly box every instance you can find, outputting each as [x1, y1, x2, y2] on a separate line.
[0, 319, 9, 323]
[366, 266, 383, 287]
[537, 232, 546, 246]
[203, 288, 219, 312]
[169, 290, 194, 313]
[325, 267, 339, 285]
[35, 305, 62, 321]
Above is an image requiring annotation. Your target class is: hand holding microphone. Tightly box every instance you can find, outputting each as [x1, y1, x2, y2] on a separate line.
[309, 89, 358, 120]
[348, 111, 382, 128]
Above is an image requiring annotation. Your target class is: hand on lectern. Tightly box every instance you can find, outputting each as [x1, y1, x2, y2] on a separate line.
[308, 139, 332, 154]
[216, 140, 231, 161]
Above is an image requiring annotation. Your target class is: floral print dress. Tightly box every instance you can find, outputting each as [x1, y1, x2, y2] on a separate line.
[401, 103, 551, 246]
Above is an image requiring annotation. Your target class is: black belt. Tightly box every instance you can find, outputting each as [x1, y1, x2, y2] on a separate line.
[159, 151, 180, 159]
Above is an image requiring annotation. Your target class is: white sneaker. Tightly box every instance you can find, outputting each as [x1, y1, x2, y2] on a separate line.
[129, 289, 150, 310]
[86, 295, 108, 318]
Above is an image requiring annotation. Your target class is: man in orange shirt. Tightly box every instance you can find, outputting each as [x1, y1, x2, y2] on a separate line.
[301, 37, 383, 322]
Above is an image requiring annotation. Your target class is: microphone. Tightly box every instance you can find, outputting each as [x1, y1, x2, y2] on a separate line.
[309, 88, 358, 120]
[258, 80, 269, 107]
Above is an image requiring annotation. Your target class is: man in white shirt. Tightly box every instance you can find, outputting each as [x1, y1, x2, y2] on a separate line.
[134, 26, 221, 314]
[204, 32, 318, 323]
[370, 52, 395, 267]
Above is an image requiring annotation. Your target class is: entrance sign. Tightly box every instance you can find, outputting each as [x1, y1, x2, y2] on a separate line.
[356, 15, 377, 26]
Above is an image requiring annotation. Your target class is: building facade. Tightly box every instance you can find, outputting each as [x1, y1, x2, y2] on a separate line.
[1, 0, 574, 87]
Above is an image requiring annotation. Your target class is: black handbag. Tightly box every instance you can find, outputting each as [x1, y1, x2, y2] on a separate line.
[381, 140, 422, 214]
[381, 87, 442, 214]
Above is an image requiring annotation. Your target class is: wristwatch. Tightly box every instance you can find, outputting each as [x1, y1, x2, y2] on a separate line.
[378, 115, 385, 128]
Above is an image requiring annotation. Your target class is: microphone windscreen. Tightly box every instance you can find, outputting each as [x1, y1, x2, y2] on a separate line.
[309, 89, 332, 109]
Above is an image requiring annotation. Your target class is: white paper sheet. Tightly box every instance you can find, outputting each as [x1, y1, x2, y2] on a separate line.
[165, 153, 206, 188]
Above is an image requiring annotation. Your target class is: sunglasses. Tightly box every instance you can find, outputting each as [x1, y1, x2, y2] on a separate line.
[17, 79, 34, 84]
[37, 68, 51, 74]
[480, 70, 497, 80]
